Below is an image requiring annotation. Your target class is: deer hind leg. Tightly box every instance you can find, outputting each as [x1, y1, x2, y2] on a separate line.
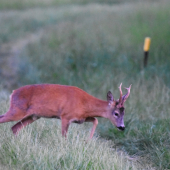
[0, 107, 27, 124]
[0, 112, 20, 123]
[85, 117, 98, 140]
[0, 114, 9, 123]
[11, 116, 40, 136]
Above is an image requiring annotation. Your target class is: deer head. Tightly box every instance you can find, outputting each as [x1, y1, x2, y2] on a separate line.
[107, 83, 131, 131]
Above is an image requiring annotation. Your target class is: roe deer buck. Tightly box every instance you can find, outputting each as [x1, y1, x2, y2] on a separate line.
[0, 83, 131, 139]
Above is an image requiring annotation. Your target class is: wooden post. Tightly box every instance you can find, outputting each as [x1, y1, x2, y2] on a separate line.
[143, 37, 151, 68]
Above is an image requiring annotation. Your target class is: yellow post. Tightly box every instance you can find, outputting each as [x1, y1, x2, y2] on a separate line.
[143, 37, 151, 67]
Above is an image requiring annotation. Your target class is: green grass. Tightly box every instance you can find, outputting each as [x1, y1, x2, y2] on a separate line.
[98, 79, 170, 168]
[0, 93, 145, 169]
[18, 1, 170, 88]
[0, 0, 159, 10]
[0, 121, 137, 170]
[0, 0, 170, 169]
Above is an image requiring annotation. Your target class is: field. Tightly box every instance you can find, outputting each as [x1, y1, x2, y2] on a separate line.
[0, 0, 170, 169]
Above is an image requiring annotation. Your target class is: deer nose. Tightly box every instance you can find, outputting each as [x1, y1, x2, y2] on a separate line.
[117, 126, 125, 131]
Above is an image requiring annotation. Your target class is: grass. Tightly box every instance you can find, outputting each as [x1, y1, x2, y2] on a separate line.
[98, 79, 170, 168]
[0, 0, 170, 169]
[0, 121, 136, 170]
[18, 1, 170, 89]
[0, 0, 159, 10]
[0, 92, 145, 169]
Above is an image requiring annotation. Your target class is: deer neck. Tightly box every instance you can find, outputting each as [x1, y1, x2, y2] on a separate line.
[86, 98, 109, 118]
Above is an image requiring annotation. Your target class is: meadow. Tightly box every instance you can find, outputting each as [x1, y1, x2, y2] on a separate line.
[0, 0, 170, 169]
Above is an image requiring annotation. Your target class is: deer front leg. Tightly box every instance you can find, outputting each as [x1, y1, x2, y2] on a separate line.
[61, 118, 70, 138]
[85, 117, 98, 140]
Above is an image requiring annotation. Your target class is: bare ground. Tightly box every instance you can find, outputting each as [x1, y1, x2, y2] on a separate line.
[0, 30, 43, 91]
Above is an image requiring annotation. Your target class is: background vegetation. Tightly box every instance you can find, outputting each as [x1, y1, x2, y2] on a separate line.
[0, 0, 170, 169]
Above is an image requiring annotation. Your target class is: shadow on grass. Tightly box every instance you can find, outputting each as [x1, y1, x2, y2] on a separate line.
[98, 119, 170, 169]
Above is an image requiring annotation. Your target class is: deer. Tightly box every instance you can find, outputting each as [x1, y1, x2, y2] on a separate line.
[0, 83, 131, 139]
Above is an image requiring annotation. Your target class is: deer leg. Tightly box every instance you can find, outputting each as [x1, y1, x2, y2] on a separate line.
[0, 114, 10, 123]
[0, 107, 28, 124]
[11, 116, 40, 136]
[0, 114, 19, 123]
[61, 118, 70, 138]
[85, 117, 98, 140]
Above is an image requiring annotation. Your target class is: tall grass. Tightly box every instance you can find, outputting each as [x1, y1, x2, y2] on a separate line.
[16, 1, 170, 169]
[98, 78, 170, 168]
[0, 0, 170, 169]
[0, 94, 145, 170]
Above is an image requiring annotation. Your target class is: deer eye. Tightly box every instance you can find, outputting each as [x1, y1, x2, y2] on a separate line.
[114, 113, 119, 117]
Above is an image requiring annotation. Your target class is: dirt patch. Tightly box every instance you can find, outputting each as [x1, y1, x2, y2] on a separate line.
[0, 31, 43, 91]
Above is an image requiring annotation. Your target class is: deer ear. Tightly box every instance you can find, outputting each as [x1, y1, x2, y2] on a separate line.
[107, 91, 114, 104]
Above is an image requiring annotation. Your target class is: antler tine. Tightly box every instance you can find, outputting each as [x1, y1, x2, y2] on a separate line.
[118, 83, 123, 104]
[122, 84, 132, 103]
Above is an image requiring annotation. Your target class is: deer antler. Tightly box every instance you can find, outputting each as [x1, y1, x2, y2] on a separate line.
[118, 83, 123, 104]
[122, 84, 132, 104]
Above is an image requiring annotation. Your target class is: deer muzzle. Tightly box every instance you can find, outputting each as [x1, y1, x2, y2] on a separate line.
[117, 126, 125, 131]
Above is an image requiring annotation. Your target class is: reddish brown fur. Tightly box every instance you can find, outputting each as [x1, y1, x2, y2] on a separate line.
[0, 84, 131, 139]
